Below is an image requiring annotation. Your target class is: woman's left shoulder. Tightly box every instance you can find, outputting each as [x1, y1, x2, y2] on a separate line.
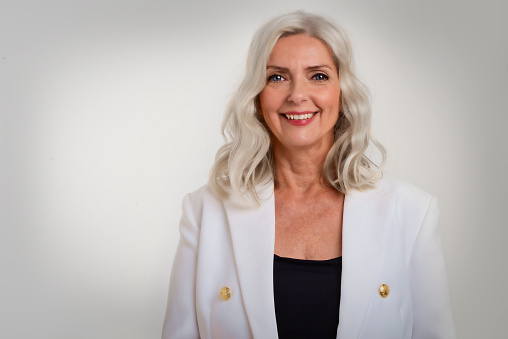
[378, 173, 435, 205]
[377, 173, 438, 226]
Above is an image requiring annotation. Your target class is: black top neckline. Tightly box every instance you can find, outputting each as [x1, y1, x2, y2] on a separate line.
[274, 254, 342, 264]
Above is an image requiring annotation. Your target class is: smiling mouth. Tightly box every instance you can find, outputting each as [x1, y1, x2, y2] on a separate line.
[282, 112, 317, 120]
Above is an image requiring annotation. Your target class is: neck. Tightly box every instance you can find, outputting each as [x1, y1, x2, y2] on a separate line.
[272, 137, 333, 194]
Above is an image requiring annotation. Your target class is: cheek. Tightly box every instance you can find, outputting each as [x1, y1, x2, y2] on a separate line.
[258, 91, 274, 127]
[321, 88, 341, 113]
[259, 88, 283, 113]
[259, 93, 279, 128]
[259, 94, 269, 114]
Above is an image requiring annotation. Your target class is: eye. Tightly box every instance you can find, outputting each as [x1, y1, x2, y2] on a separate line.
[267, 74, 285, 82]
[312, 73, 329, 81]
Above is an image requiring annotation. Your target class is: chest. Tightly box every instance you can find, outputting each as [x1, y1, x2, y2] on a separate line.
[273, 189, 344, 259]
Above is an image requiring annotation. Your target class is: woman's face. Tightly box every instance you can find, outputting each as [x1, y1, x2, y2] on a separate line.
[259, 34, 341, 151]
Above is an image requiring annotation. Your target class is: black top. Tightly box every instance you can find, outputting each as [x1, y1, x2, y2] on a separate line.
[273, 254, 342, 339]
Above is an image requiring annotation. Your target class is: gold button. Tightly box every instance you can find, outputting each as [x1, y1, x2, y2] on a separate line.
[220, 286, 231, 301]
[378, 284, 389, 298]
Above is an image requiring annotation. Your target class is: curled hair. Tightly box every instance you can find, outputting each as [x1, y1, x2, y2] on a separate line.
[209, 10, 385, 203]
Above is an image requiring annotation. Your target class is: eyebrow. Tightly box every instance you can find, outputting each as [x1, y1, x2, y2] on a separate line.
[266, 64, 334, 72]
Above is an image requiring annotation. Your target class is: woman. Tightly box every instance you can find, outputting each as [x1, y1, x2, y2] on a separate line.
[162, 11, 455, 339]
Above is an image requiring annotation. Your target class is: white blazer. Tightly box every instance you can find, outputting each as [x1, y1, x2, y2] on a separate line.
[162, 175, 456, 338]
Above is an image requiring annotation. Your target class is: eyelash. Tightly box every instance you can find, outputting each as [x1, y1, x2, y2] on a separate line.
[267, 73, 330, 82]
[267, 74, 285, 82]
[312, 73, 329, 81]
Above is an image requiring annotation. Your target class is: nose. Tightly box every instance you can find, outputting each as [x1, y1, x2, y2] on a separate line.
[287, 77, 308, 105]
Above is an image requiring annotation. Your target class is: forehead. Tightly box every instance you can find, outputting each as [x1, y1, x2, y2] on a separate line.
[267, 34, 336, 68]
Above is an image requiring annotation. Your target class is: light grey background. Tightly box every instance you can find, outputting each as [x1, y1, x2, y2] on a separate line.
[1, 0, 507, 338]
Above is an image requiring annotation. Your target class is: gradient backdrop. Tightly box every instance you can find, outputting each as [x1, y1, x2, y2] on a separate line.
[1, 0, 507, 338]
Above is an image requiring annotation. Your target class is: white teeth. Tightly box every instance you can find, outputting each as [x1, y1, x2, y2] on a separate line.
[284, 113, 315, 120]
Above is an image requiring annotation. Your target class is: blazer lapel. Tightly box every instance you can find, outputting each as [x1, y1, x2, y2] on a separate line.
[223, 183, 279, 339]
[337, 185, 394, 338]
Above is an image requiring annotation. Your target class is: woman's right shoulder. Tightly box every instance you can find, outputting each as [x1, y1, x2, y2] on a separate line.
[178, 184, 236, 236]
[182, 179, 272, 213]
[181, 183, 226, 213]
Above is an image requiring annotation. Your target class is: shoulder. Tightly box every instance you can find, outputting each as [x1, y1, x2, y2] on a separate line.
[347, 174, 437, 237]
[183, 184, 221, 213]
[349, 173, 435, 210]
[186, 180, 274, 210]
[185, 184, 215, 203]
[378, 174, 434, 207]
[376, 173, 438, 237]
[182, 182, 251, 220]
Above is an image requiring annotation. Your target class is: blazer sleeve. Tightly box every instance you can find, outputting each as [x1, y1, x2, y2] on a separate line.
[162, 193, 201, 339]
[408, 196, 456, 338]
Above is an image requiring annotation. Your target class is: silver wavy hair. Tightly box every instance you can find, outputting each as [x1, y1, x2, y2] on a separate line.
[209, 10, 386, 202]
